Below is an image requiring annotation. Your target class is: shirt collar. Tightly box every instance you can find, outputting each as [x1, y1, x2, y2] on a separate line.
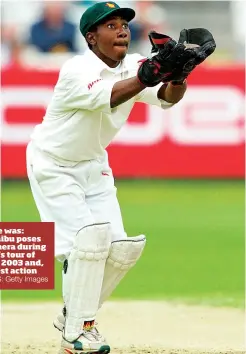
[83, 49, 124, 74]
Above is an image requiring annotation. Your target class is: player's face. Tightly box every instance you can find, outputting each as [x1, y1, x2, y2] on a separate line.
[89, 16, 131, 67]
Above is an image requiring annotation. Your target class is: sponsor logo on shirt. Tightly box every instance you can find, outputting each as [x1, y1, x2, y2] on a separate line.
[88, 79, 102, 90]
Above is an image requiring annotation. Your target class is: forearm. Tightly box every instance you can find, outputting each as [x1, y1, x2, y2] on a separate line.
[110, 77, 145, 108]
[157, 80, 187, 104]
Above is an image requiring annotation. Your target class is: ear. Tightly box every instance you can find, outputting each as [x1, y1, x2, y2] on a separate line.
[86, 32, 97, 46]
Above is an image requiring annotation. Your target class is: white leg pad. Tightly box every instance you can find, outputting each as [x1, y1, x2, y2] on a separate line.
[99, 235, 146, 308]
[63, 223, 111, 342]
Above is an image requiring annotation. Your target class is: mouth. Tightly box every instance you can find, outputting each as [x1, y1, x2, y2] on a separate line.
[113, 41, 128, 48]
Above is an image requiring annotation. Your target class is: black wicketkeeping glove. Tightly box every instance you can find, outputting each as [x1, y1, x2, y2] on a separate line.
[138, 32, 192, 87]
[148, 31, 198, 83]
[179, 28, 216, 64]
[170, 28, 217, 83]
[137, 35, 179, 87]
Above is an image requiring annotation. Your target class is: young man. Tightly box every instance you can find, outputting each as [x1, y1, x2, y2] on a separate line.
[26, 2, 215, 353]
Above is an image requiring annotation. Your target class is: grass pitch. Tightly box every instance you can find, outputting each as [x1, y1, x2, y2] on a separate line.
[1, 179, 244, 307]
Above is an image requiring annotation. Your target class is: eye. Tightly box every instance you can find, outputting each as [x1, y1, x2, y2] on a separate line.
[107, 24, 115, 29]
[122, 23, 129, 30]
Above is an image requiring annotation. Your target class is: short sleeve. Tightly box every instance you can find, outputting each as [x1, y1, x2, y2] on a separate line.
[135, 82, 174, 109]
[55, 75, 115, 114]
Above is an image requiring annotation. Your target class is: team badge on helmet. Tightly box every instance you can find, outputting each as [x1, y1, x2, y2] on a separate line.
[106, 3, 115, 8]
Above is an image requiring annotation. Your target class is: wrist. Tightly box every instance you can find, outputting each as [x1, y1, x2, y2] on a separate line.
[163, 79, 187, 104]
[136, 75, 147, 89]
[170, 79, 187, 86]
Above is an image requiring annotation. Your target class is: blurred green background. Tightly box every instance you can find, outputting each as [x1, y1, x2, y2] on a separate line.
[1, 179, 244, 308]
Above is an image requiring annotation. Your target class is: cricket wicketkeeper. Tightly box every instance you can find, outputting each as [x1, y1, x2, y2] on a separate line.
[26, 2, 216, 353]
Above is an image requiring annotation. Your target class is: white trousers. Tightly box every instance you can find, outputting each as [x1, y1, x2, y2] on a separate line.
[26, 142, 127, 260]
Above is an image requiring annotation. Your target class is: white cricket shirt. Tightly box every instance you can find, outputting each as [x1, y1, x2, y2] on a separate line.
[30, 49, 173, 164]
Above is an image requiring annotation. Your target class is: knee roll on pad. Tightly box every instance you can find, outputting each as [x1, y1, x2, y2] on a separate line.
[99, 235, 146, 307]
[107, 235, 146, 270]
[70, 223, 110, 262]
[63, 223, 111, 342]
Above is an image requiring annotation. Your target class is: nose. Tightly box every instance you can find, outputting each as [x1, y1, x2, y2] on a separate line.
[118, 29, 127, 38]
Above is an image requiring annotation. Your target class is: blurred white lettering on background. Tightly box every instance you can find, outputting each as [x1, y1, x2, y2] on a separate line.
[1, 86, 244, 146]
